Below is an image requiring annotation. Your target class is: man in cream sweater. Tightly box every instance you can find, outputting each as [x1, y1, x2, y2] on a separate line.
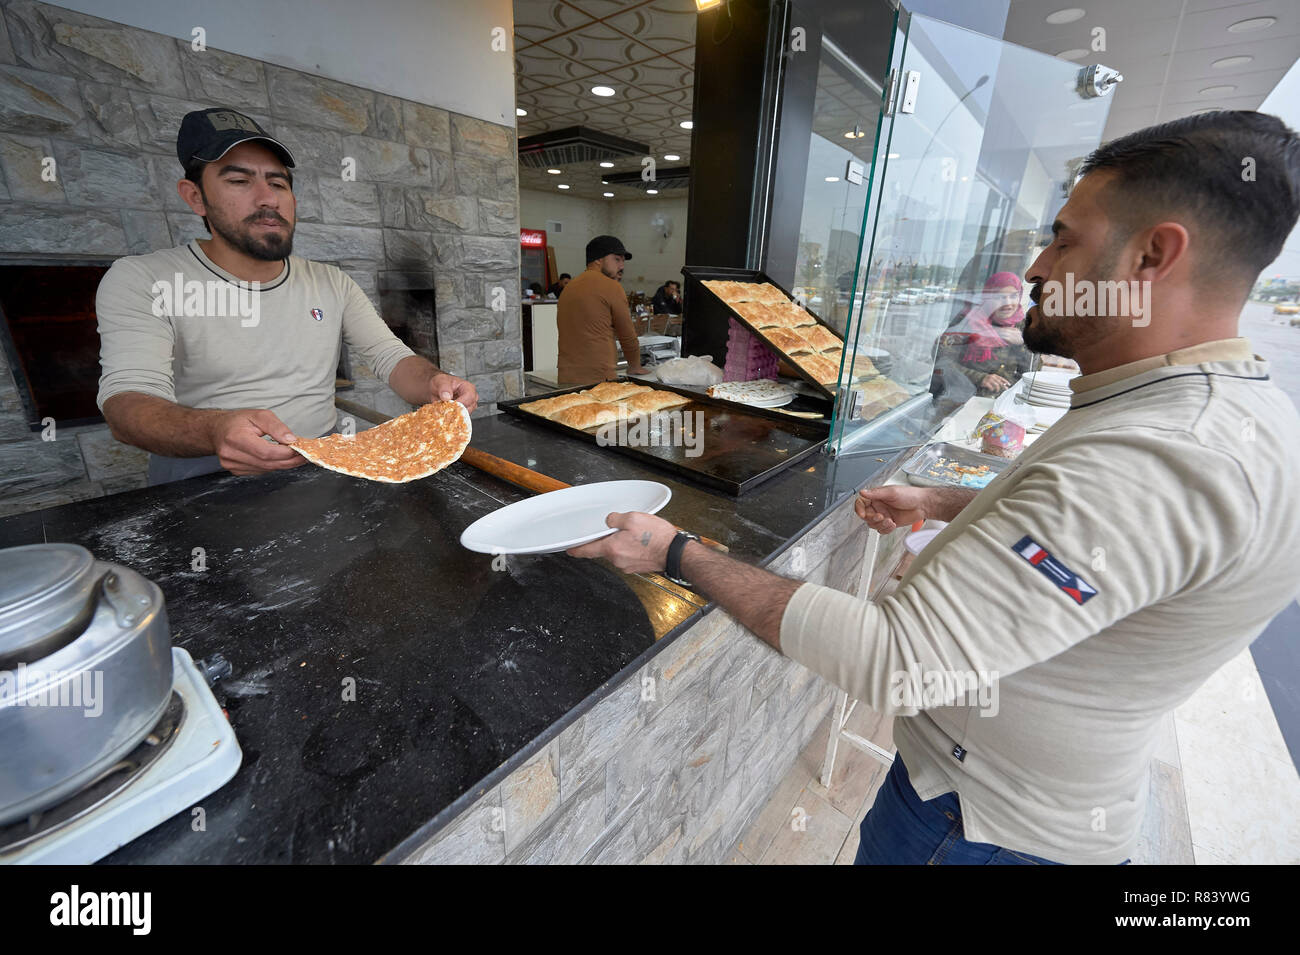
[570, 110, 1300, 864]
[97, 108, 477, 485]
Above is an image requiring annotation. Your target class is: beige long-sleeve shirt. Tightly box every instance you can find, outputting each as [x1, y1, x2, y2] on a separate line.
[780, 338, 1300, 864]
[96, 241, 414, 438]
[556, 264, 640, 386]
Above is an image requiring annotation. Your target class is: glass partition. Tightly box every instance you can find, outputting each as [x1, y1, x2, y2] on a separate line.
[827, 10, 1115, 455]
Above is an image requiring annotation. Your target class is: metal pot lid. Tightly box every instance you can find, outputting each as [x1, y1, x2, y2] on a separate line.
[0, 543, 100, 666]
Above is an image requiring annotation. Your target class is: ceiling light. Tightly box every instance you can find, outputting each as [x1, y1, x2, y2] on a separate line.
[887, 152, 900, 159]
[959, 176, 969, 181]
[1199, 84, 1236, 96]
[825, 176, 840, 182]
[1212, 55, 1253, 69]
[646, 188, 659, 194]
[679, 120, 694, 129]
[599, 161, 614, 168]
[558, 184, 569, 189]
[1055, 48, 1088, 60]
[603, 192, 614, 197]
[844, 124, 866, 139]
[1227, 17, 1275, 33]
[601, 179, 608, 184]
[547, 168, 562, 174]
[516, 107, 527, 117]
[1045, 8, 1085, 25]
[591, 85, 616, 97]
[664, 153, 681, 161]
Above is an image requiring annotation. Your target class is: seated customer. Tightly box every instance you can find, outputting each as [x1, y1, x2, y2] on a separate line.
[651, 280, 682, 316]
[548, 273, 572, 297]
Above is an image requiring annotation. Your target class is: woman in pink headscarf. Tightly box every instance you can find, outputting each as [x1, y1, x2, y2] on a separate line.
[936, 272, 1032, 396]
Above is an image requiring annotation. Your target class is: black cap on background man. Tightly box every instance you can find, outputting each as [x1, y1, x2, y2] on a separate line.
[585, 235, 632, 262]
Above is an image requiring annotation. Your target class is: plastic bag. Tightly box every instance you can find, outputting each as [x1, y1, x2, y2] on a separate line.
[655, 355, 724, 387]
[972, 387, 1036, 458]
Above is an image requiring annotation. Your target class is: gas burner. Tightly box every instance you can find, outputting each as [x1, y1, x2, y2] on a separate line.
[0, 693, 184, 854]
[1, 648, 240, 865]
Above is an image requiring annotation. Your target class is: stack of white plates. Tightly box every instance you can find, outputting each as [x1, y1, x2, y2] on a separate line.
[1017, 370, 1076, 429]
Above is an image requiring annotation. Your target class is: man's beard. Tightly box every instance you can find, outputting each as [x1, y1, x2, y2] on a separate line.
[210, 208, 294, 261]
[1023, 246, 1124, 358]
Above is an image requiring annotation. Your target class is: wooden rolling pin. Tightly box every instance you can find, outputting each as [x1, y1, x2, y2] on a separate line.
[334, 398, 728, 551]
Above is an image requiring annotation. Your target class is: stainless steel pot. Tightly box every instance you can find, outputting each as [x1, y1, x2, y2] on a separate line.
[0, 544, 172, 826]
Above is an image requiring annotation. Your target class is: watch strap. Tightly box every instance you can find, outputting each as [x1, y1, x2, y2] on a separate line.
[665, 531, 700, 585]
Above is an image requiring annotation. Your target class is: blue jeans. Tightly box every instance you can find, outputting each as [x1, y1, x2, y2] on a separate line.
[854, 755, 1129, 865]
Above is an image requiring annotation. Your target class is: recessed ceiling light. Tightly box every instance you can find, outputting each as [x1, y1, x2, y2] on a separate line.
[603, 192, 614, 197]
[844, 130, 865, 139]
[599, 161, 614, 168]
[557, 184, 569, 189]
[1045, 8, 1085, 25]
[516, 107, 527, 117]
[646, 188, 659, 194]
[1228, 16, 1275, 33]
[887, 152, 900, 159]
[1212, 55, 1253, 69]
[959, 176, 969, 182]
[1199, 84, 1236, 96]
[591, 85, 616, 97]
[601, 179, 608, 184]
[680, 120, 694, 129]
[825, 176, 840, 182]
[547, 168, 561, 174]
[1055, 48, 1088, 60]
[664, 153, 681, 161]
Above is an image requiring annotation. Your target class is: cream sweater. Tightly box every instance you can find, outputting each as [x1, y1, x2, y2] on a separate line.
[96, 241, 414, 438]
[780, 339, 1300, 863]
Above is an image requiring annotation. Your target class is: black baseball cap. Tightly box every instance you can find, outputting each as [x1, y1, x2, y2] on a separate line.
[177, 107, 296, 169]
[586, 235, 632, 262]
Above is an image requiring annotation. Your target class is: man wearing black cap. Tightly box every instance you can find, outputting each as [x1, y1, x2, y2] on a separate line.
[95, 107, 477, 485]
[556, 235, 648, 385]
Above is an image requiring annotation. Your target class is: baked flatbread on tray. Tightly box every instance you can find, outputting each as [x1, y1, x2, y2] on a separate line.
[761, 326, 813, 354]
[799, 324, 842, 352]
[552, 402, 623, 430]
[769, 302, 817, 327]
[795, 352, 843, 385]
[731, 301, 777, 327]
[291, 401, 471, 483]
[518, 393, 594, 419]
[623, 390, 692, 414]
[582, 381, 651, 402]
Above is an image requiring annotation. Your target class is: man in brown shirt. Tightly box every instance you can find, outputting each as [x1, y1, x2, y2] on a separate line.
[557, 235, 648, 385]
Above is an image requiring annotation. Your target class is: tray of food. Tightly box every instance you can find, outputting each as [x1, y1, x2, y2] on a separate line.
[498, 378, 828, 495]
[901, 442, 1009, 490]
[681, 266, 908, 412]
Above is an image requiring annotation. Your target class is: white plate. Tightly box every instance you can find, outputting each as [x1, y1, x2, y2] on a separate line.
[741, 393, 795, 408]
[459, 480, 672, 555]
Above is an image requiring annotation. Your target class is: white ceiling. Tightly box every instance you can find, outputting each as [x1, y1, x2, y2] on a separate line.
[514, 0, 697, 201]
[1003, 0, 1300, 142]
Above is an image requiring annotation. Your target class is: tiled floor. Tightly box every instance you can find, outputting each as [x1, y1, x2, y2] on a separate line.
[726, 641, 1300, 865]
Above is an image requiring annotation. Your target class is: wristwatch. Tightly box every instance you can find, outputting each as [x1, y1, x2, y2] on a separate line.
[664, 531, 701, 587]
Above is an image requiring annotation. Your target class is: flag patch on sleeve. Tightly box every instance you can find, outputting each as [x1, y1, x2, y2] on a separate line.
[1012, 536, 1097, 605]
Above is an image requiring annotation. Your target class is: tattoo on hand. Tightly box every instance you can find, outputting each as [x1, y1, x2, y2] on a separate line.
[640, 532, 652, 547]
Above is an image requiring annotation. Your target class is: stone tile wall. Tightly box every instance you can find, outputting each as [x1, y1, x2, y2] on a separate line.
[0, 0, 521, 516]
[400, 496, 871, 864]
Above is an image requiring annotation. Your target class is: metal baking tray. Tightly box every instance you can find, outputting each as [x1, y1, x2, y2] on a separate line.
[498, 379, 829, 495]
[901, 442, 1009, 490]
[681, 265, 843, 399]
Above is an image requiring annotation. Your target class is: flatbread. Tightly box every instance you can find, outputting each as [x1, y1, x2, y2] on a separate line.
[731, 301, 778, 327]
[799, 324, 842, 352]
[703, 280, 789, 305]
[707, 379, 793, 403]
[761, 327, 813, 354]
[767, 302, 817, 327]
[291, 401, 471, 483]
[518, 393, 595, 418]
[552, 402, 622, 430]
[582, 381, 651, 402]
[794, 353, 842, 385]
[623, 390, 692, 414]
